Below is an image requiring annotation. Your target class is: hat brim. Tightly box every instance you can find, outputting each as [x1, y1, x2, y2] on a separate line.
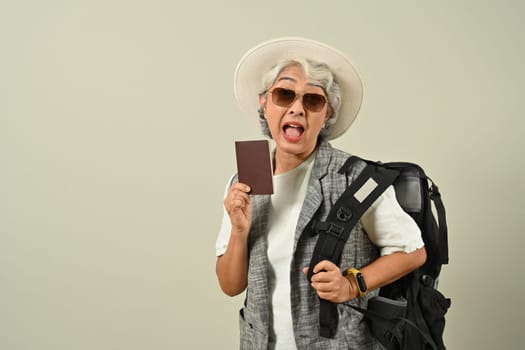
[234, 37, 364, 140]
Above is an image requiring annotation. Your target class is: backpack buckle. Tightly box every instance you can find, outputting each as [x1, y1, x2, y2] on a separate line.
[336, 207, 352, 222]
[325, 223, 344, 238]
[312, 221, 345, 238]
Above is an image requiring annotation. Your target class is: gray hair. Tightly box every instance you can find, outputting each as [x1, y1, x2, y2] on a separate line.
[257, 58, 342, 141]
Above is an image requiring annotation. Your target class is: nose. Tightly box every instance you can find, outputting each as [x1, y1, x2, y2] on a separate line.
[288, 95, 305, 116]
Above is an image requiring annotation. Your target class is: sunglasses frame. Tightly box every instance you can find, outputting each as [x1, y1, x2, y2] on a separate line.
[269, 87, 328, 112]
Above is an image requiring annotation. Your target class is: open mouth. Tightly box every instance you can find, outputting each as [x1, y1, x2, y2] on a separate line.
[282, 123, 304, 142]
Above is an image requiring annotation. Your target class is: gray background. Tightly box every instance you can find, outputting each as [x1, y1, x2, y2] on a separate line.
[2, 0, 524, 349]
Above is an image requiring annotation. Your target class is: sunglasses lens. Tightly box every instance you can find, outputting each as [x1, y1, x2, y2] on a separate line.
[303, 93, 326, 112]
[272, 88, 296, 107]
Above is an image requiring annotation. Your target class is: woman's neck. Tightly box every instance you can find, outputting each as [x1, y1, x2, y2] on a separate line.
[273, 147, 316, 175]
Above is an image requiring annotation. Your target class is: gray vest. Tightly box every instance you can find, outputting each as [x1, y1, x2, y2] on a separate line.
[239, 142, 384, 350]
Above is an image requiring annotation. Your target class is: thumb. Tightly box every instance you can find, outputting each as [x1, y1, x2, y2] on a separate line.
[302, 266, 309, 275]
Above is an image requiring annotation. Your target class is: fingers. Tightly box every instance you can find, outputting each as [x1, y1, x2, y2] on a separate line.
[311, 277, 350, 302]
[231, 182, 251, 193]
[310, 261, 340, 285]
[224, 183, 251, 213]
[312, 260, 339, 275]
[309, 260, 352, 303]
[224, 183, 253, 235]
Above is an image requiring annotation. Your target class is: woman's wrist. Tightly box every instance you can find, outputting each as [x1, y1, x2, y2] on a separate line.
[230, 227, 250, 240]
[344, 275, 359, 301]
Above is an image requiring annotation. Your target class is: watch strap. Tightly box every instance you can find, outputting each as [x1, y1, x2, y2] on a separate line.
[345, 268, 367, 297]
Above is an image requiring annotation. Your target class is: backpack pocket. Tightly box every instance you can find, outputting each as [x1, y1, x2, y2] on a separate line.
[364, 296, 408, 350]
[419, 285, 451, 349]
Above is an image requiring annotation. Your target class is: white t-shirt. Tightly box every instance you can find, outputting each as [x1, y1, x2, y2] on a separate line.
[215, 157, 423, 349]
[265, 154, 315, 348]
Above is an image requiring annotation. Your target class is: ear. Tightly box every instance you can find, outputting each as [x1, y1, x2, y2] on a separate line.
[259, 93, 267, 113]
[324, 105, 333, 123]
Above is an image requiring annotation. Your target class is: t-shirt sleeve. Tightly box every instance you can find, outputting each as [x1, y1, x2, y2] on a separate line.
[215, 174, 235, 256]
[361, 185, 424, 256]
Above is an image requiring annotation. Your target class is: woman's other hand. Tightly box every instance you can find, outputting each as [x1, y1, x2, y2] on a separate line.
[303, 260, 358, 303]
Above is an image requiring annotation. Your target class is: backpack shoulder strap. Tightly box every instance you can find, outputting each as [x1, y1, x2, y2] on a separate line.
[307, 156, 400, 338]
[429, 180, 449, 265]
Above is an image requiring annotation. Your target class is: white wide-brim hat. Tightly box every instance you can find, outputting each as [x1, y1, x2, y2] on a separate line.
[234, 37, 364, 140]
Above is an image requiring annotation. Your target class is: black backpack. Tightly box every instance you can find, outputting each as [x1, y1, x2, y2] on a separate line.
[306, 156, 451, 349]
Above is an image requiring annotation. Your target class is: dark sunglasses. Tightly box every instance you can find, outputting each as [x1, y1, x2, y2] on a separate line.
[269, 87, 327, 112]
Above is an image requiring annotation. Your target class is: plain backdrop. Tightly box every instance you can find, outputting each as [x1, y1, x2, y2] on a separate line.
[2, 1, 524, 349]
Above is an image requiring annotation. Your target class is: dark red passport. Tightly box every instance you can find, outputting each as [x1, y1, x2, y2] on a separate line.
[235, 140, 274, 195]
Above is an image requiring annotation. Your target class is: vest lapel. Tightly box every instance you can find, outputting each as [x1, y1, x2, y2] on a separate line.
[294, 142, 332, 244]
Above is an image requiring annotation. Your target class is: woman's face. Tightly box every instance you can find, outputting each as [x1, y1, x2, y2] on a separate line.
[259, 64, 331, 159]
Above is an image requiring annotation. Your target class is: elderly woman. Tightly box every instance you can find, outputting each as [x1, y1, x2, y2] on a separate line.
[215, 37, 426, 349]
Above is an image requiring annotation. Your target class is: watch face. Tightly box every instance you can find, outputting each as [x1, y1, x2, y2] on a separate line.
[346, 268, 367, 296]
[356, 272, 367, 292]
